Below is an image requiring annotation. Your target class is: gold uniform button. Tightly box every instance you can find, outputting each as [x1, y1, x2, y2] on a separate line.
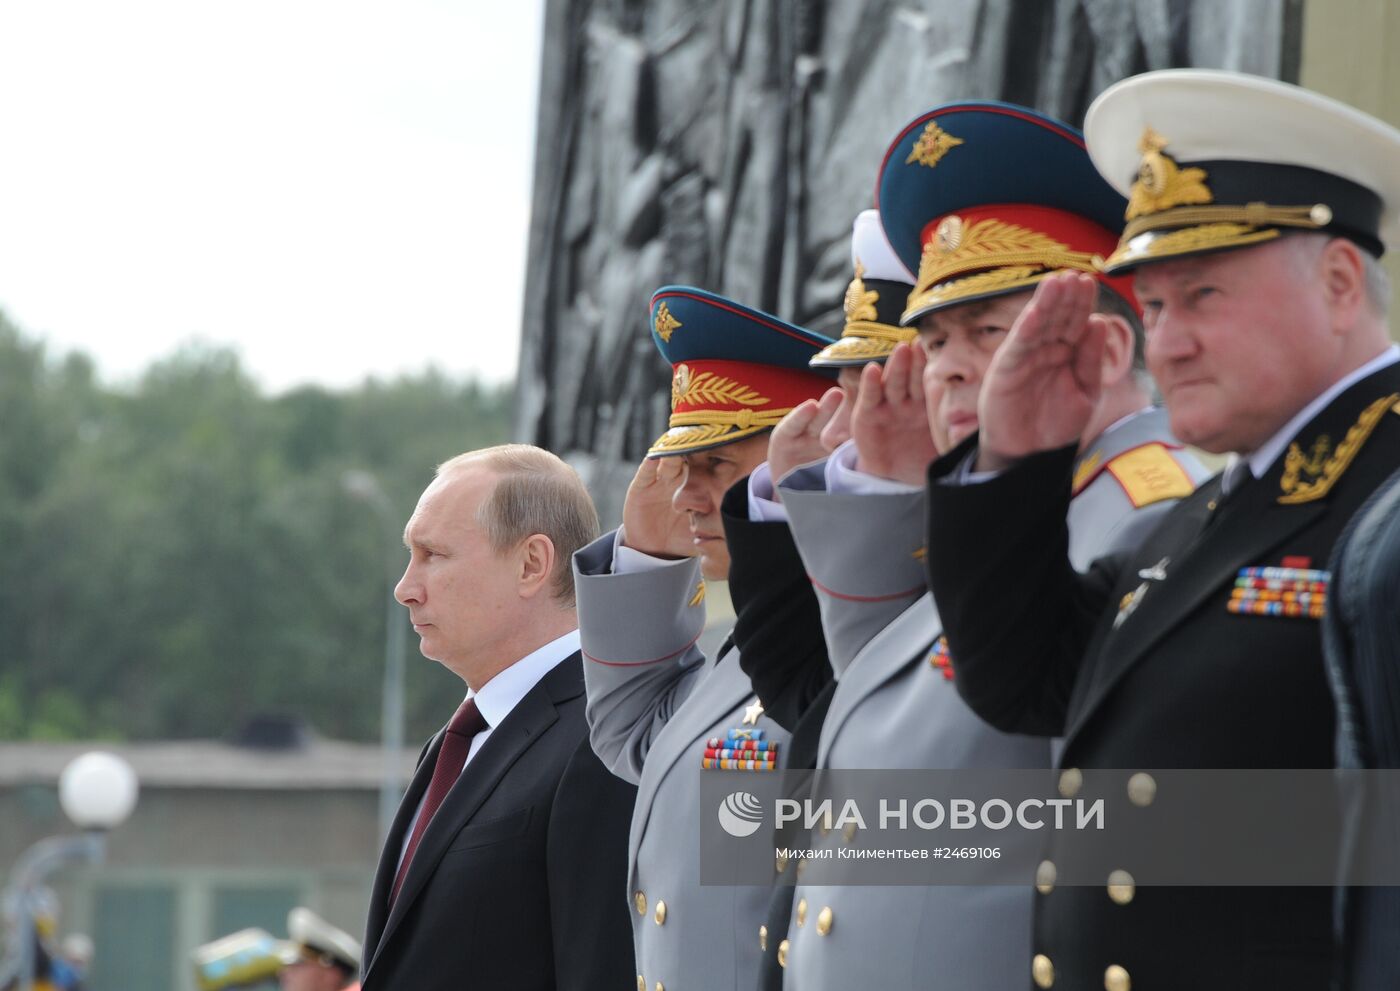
[759, 925, 768, 951]
[633, 891, 646, 915]
[656, 983, 665, 991]
[1107, 869, 1136, 905]
[796, 898, 808, 927]
[1059, 768, 1083, 798]
[777, 939, 790, 968]
[776, 853, 789, 874]
[1127, 772, 1156, 807]
[637, 977, 644, 991]
[816, 906, 833, 936]
[1035, 860, 1057, 895]
[1032, 952, 1054, 988]
[654, 900, 667, 925]
[1104, 964, 1131, 991]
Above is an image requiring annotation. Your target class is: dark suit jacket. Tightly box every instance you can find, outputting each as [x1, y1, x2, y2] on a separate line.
[361, 652, 637, 991]
[923, 364, 1400, 989]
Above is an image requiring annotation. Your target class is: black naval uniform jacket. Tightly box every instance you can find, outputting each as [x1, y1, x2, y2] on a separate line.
[360, 653, 637, 991]
[924, 364, 1400, 990]
[722, 478, 836, 991]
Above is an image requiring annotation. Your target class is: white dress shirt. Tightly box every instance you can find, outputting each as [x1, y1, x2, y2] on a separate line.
[742, 440, 919, 525]
[612, 529, 675, 573]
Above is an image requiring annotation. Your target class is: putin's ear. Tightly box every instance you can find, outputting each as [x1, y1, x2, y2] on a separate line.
[516, 533, 557, 599]
[1319, 237, 1368, 330]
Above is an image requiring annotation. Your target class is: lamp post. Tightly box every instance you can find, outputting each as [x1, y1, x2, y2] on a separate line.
[1, 751, 139, 991]
[343, 469, 410, 844]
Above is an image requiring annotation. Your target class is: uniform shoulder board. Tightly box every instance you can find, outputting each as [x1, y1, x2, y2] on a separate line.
[1102, 442, 1196, 508]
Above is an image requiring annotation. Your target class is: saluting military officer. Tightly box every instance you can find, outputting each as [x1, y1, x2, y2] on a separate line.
[923, 71, 1400, 989]
[719, 209, 918, 990]
[573, 287, 836, 991]
[727, 208, 919, 732]
[760, 102, 1207, 990]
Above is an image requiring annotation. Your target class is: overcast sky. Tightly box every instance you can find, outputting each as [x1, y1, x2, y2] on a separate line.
[0, 0, 541, 392]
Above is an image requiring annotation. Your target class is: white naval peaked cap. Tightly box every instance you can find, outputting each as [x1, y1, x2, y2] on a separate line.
[1084, 69, 1400, 271]
[851, 209, 915, 284]
[810, 209, 918, 368]
[285, 906, 362, 971]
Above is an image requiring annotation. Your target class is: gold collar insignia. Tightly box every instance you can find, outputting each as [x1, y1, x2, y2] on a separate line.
[1278, 394, 1400, 504]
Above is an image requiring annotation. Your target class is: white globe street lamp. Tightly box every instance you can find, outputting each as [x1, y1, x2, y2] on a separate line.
[59, 752, 139, 830]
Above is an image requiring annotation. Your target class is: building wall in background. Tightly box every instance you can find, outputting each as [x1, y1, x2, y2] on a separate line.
[2, 741, 401, 991]
[1300, 0, 1400, 340]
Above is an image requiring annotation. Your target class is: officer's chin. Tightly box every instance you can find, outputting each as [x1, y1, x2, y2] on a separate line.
[697, 544, 731, 582]
[945, 422, 978, 450]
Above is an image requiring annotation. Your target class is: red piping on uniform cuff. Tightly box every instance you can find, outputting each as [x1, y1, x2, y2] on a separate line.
[583, 629, 704, 667]
[808, 575, 926, 603]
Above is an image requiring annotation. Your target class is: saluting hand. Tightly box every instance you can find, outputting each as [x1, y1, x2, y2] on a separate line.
[768, 388, 845, 490]
[973, 272, 1106, 471]
[852, 343, 940, 486]
[620, 457, 693, 559]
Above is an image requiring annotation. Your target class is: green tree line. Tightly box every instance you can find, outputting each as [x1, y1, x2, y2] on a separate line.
[0, 310, 514, 744]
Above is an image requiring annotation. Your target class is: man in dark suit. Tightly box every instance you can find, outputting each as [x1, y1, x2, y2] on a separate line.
[921, 71, 1400, 989]
[360, 444, 636, 991]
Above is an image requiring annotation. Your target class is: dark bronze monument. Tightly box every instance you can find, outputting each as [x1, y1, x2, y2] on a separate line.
[519, 0, 1301, 518]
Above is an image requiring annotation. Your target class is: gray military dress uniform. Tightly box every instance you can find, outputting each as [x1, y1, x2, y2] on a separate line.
[773, 407, 1207, 990]
[575, 530, 790, 991]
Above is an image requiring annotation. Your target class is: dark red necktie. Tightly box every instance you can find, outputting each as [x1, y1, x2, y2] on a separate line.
[389, 697, 487, 905]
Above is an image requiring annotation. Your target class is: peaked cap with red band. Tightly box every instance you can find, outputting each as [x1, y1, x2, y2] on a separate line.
[648, 286, 836, 458]
[875, 101, 1137, 324]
